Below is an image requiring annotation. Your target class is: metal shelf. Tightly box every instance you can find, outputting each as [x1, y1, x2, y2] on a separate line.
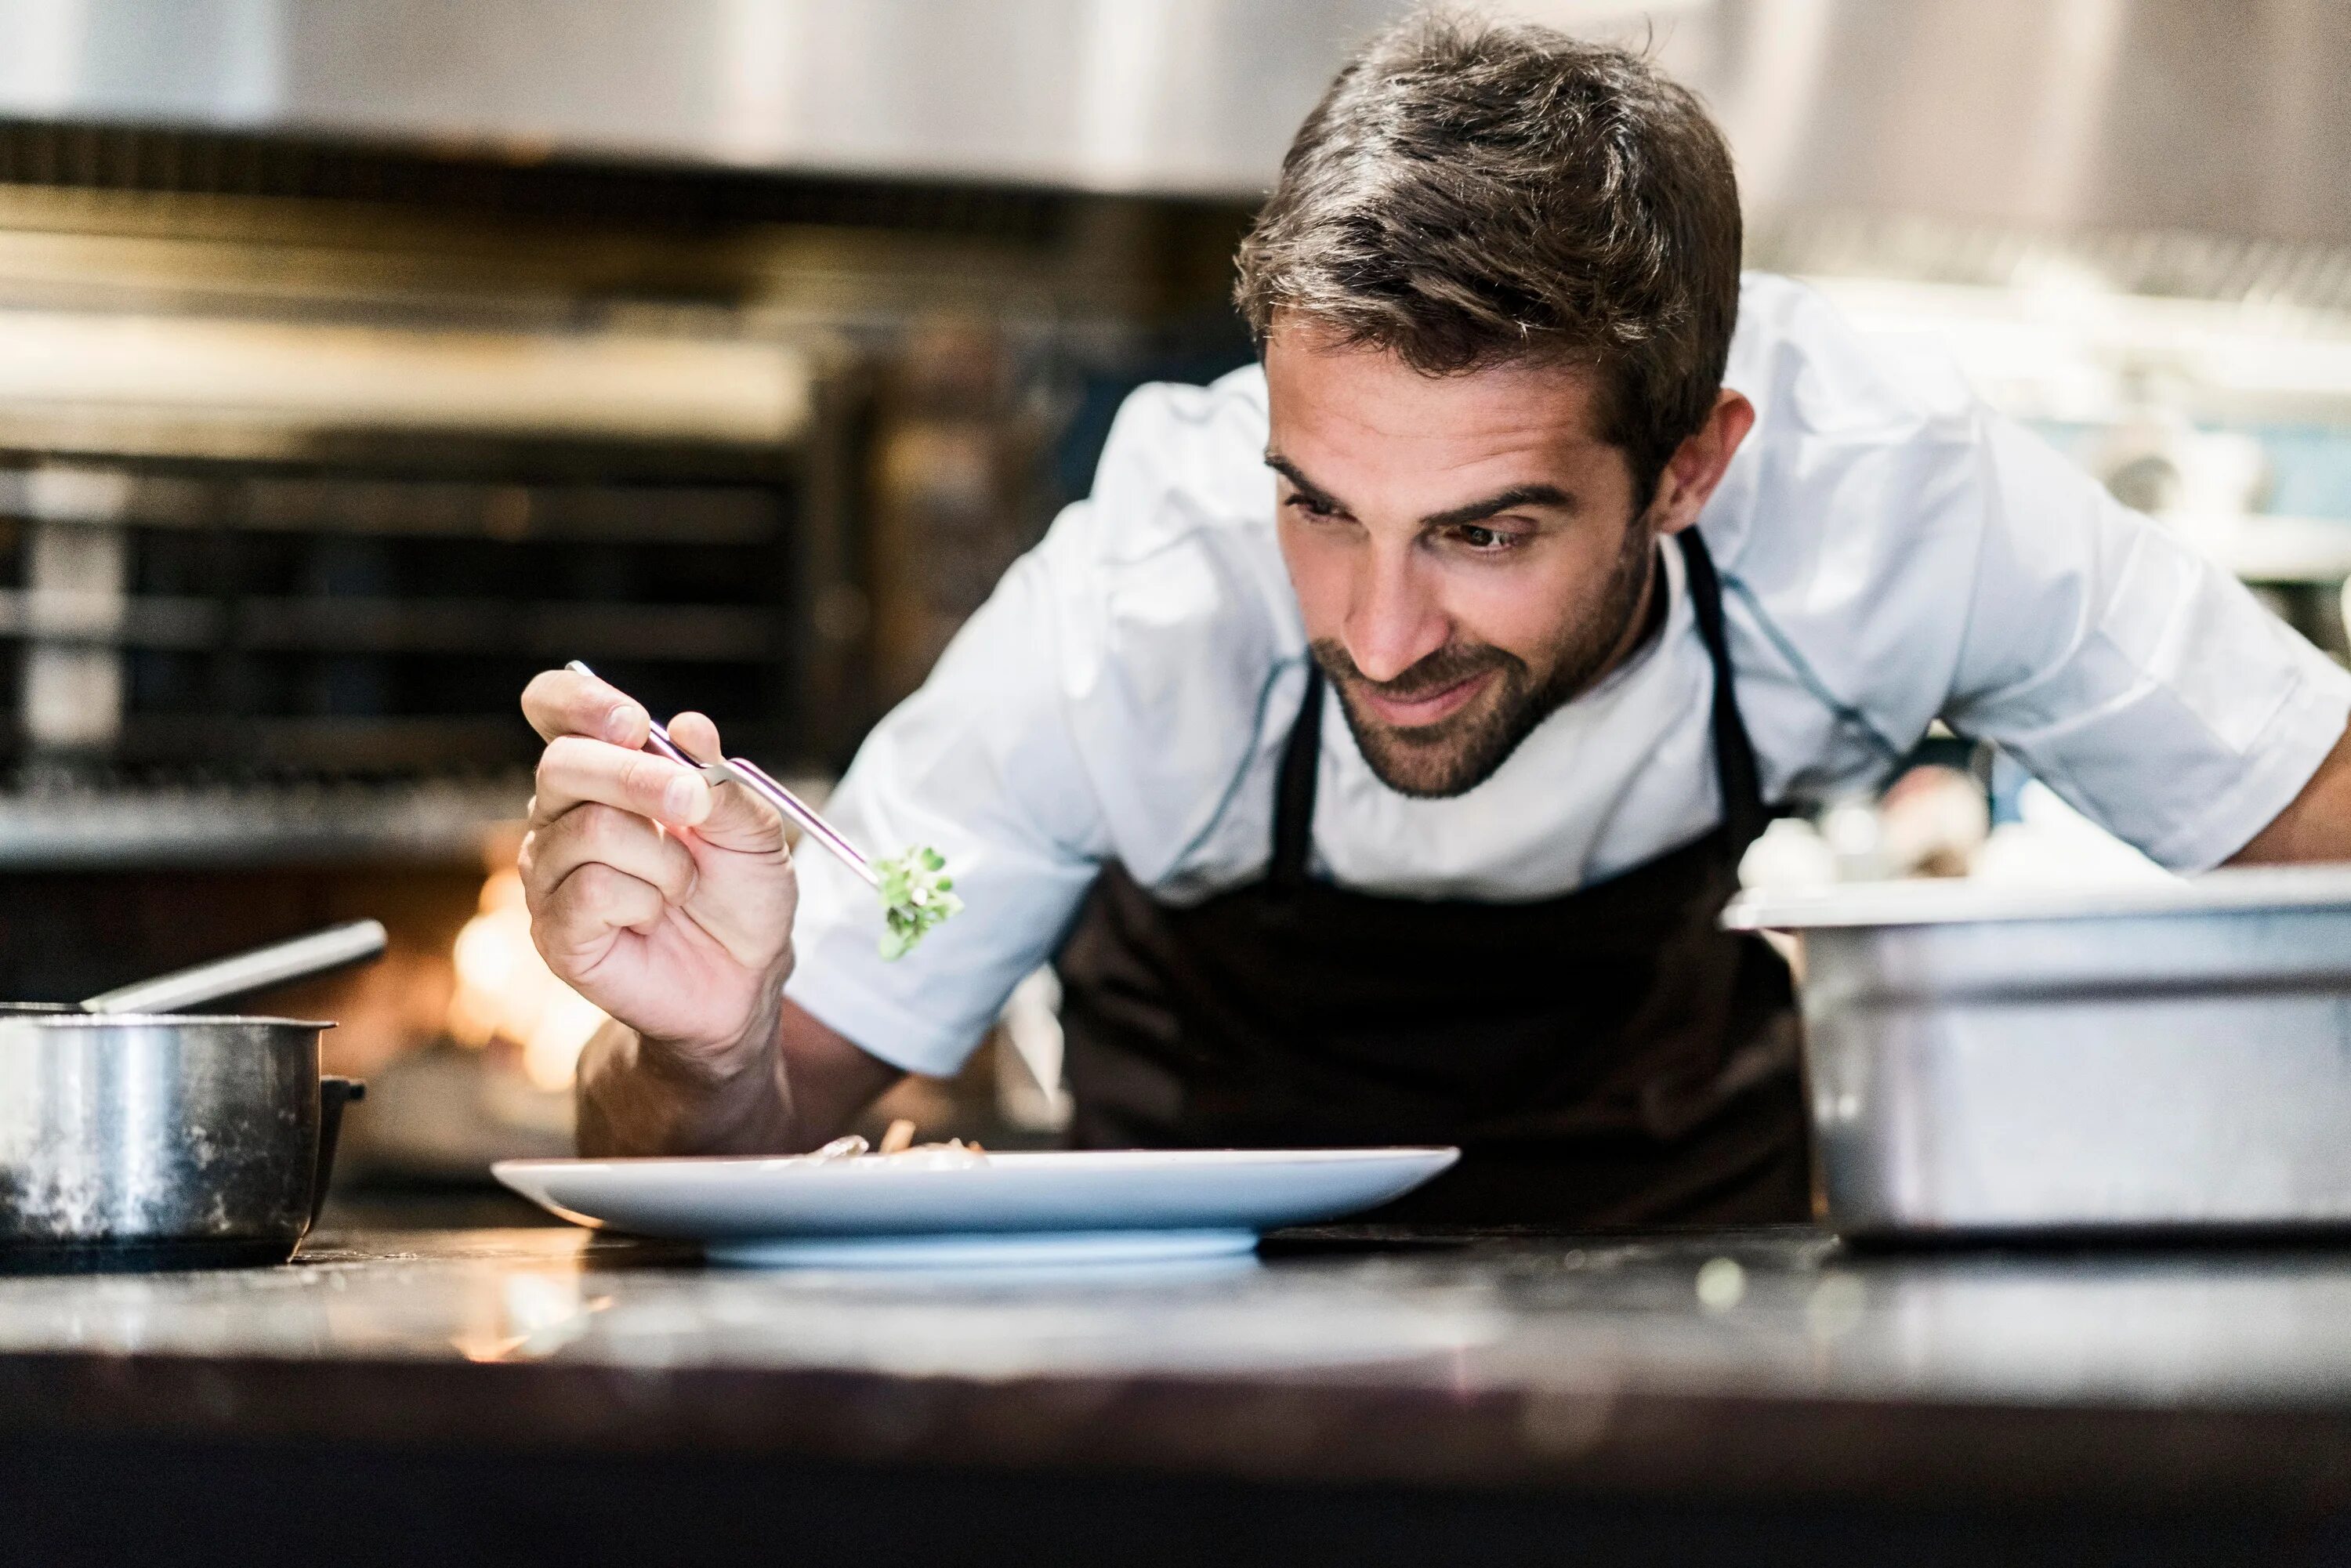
[0, 592, 777, 660]
[0, 469, 784, 544]
[0, 774, 526, 868]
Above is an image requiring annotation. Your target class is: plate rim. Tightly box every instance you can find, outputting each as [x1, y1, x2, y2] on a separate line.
[494, 1145, 1462, 1182]
[491, 1145, 1461, 1240]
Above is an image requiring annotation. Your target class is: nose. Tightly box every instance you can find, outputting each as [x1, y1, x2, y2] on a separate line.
[1342, 539, 1451, 684]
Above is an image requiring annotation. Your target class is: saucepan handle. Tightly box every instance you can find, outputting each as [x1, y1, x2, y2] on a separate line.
[309, 1077, 367, 1233]
[83, 920, 389, 1016]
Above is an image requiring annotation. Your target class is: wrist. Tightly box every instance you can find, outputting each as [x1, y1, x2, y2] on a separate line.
[636, 967, 790, 1087]
[635, 940, 790, 1072]
[576, 997, 790, 1157]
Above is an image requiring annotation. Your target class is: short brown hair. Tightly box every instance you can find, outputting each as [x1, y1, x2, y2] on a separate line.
[1235, 12, 1742, 502]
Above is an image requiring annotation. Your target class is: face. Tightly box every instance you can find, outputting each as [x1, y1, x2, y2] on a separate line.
[1265, 322, 1751, 798]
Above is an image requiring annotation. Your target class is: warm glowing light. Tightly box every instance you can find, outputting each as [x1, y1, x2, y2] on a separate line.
[523, 985, 610, 1093]
[446, 867, 607, 1089]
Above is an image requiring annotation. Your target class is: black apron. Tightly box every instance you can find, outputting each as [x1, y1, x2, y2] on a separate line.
[1054, 530, 1812, 1227]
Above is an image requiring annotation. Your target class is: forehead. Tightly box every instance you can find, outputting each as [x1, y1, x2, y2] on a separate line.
[1263, 322, 1614, 476]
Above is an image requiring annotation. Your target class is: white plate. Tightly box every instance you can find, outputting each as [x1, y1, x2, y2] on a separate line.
[492, 1146, 1459, 1266]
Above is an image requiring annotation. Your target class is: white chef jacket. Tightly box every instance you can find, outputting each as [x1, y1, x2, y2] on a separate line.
[787, 272, 2351, 1077]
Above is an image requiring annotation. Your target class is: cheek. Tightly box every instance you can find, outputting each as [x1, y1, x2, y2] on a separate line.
[1443, 545, 1618, 661]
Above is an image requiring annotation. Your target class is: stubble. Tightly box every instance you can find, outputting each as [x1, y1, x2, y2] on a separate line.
[1311, 519, 1663, 798]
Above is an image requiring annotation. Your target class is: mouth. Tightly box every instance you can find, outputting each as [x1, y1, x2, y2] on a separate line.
[1353, 667, 1496, 730]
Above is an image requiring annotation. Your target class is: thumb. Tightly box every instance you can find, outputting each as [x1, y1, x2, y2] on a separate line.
[665, 711, 787, 853]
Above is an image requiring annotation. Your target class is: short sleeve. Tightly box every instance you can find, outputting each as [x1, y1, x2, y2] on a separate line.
[1712, 274, 2349, 871]
[1942, 415, 2351, 870]
[783, 368, 1292, 1072]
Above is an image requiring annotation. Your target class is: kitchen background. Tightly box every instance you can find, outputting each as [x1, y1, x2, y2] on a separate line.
[0, 0, 2344, 1204]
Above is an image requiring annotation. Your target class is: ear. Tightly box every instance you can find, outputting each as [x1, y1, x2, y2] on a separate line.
[1648, 389, 1756, 536]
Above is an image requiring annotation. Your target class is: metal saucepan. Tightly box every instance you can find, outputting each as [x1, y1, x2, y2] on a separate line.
[0, 921, 386, 1272]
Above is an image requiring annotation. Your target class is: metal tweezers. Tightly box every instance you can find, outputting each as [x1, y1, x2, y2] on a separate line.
[566, 661, 881, 889]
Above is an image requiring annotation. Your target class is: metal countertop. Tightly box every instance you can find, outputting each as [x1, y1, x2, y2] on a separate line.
[3, 1225, 2351, 1510]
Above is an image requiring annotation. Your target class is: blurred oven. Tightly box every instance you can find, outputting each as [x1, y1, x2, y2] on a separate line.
[0, 122, 1251, 1190]
[0, 315, 817, 795]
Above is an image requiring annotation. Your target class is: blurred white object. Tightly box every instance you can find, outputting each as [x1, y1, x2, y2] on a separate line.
[1973, 781, 2175, 889]
[1739, 817, 1838, 894]
[1818, 798, 1887, 882]
[994, 966, 1070, 1132]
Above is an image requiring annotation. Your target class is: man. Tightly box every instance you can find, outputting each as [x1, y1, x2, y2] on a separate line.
[517, 16, 2351, 1225]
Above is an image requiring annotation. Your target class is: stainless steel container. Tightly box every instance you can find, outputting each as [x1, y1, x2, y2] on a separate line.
[1724, 867, 2351, 1239]
[0, 1013, 361, 1270]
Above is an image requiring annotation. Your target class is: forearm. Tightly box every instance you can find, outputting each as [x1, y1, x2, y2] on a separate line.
[2230, 720, 2351, 865]
[574, 997, 902, 1157]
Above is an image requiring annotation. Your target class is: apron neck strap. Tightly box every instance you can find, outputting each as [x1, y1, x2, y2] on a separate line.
[1269, 527, 1770, 888]
[1272, 662, 1326, 895]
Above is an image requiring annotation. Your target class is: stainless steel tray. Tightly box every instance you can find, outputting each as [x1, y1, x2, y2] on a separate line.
[1724, 867, 2351, 1239]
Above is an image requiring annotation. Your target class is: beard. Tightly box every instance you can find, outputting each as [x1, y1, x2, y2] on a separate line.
[1312, 520, 1662, 799]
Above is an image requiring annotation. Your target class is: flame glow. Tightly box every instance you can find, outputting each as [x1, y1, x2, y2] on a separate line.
[447, 867, 608, 1091]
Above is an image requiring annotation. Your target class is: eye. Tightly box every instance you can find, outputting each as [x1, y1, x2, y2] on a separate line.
[1451, 523, 1520, 552]
[1284, 491, 1343, 520]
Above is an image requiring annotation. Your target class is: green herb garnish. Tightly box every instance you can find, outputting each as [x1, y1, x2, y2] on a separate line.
[876, 846, 962, 961]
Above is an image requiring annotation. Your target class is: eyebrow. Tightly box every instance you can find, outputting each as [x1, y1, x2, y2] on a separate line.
[1264, 453, 1342, 510]
[1265, 451, 1578, 530]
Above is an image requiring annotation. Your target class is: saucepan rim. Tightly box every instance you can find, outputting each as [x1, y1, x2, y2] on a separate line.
[1724, 861, 2351, 932]
[0, 1012, 335, 1030]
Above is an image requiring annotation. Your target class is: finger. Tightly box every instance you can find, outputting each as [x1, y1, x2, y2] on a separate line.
[667, 710, 720, 762]
[521, 803, 697, 912]
[534, 863, 669, 963]
[531, 734, 710, 829]
[663, 710, 790, 853]
[522, 668, 650, 748]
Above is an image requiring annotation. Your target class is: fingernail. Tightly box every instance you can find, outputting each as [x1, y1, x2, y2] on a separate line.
[603, 705, 637, 744]
[663, 774, 701, 820]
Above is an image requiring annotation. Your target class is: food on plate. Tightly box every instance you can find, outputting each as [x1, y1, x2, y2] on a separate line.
[875, 845, 962, 960]
[802, 1125, 988, 1168]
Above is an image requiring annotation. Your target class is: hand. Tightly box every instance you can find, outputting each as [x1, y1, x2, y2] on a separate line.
[518, 668, 797, 1061]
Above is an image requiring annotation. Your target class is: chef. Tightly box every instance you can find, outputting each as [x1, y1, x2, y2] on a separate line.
[516, 16, 2351, 1224]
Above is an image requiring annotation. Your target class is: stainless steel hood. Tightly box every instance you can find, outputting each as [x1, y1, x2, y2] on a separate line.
[1675, 0, 2351, 248]
[0, 0, 1408, 197]
[1, 0, 2347, 241]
